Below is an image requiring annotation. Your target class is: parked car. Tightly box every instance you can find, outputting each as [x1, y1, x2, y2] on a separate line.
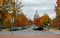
[33, 26, 44, 31]
[22, 27, 27, 30]
[9, 27, 22, 31]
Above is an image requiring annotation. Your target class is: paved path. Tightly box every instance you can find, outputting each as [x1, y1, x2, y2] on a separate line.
[0, 31, 56, 34]
[0, 30, 60, 34]
[0, 34, 60, 38]
[0, 31, 60, 38]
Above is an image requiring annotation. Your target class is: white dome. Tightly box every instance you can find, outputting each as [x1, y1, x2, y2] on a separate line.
[34, 10, 39, 18]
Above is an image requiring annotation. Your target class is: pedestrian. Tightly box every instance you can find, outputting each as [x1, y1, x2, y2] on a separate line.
[46, 24, 50, 31]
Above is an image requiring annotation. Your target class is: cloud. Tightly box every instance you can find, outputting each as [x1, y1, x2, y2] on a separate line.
[48, 14, 56, 20]
[22, 0, 56, 5]
[22, 0, 46, 5]
[18, 0, 57, 20]
[32, 6, 53, 11]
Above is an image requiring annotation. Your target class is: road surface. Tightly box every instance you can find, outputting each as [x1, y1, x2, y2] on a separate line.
[0, 30, 60, 34]
[0, 34, 60, 38]
[0, 30, 60, 38]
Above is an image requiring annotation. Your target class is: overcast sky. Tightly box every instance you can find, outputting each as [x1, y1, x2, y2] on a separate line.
[18, 0, 57, 20]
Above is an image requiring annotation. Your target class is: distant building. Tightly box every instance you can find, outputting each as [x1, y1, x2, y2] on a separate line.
[34, 10, 39, 19]
[34, 10, 41, 27]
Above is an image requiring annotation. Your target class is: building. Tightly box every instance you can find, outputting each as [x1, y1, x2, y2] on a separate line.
[34, 10, 39, 19]
[34, 10, 41, 27]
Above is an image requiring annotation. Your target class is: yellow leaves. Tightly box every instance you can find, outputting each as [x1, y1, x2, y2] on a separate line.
[0, 0, 3, 5]
[34, 13, 50, 27]
[3, 13, 13, 28]
[16, 13, 28, 27]
[40, 14, 49, 25]
[4, 14, 12, 22]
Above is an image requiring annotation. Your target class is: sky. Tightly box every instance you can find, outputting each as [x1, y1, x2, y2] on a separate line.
[18, 0, 57, 20]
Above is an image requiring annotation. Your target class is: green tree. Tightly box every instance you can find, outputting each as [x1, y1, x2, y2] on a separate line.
[40, 14, 50, 27]
[0, 0, 16, 29]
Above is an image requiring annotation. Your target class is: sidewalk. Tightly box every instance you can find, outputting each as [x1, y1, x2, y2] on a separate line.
[49, 29, 60, 32]
[0, 34, 60, 38]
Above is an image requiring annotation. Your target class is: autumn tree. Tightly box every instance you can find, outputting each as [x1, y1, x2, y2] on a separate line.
[55, 0, 60, 27]
[34, 18, 41, 27]
[3, 14, 13, 29]
[16, 13, 28, 27]
[0, 0, 24, 28]
[26, 20, 33, 27]
[34, 10, 41, 27]
[40, 14, 50, 27]
[10, 0, 24, 26]
[0, 0, 15, 25]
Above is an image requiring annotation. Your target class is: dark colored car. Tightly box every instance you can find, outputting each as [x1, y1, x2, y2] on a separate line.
[10, 27, 22, 31]
[22, 27, 27, 30]
[33, 27, 44, 31]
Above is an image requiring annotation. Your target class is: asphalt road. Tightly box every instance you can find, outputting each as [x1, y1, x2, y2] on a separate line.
[0, 31, 60, 34]
[0, 30, 60, 38]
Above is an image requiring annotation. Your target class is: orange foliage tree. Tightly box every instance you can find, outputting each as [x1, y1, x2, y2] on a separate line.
[34, 18, 41, 27]
[16, 13, 28, 27]
[50, 18, 58, 28]
[55, 0, 60, 27]
[27, 20, 33, 27]
[56, 17, 60, 27]
[0, 0, 3, 5]
[0, 0, 15, 25]
[3, 13, 13, 29]
[50, 20, 55, 28]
